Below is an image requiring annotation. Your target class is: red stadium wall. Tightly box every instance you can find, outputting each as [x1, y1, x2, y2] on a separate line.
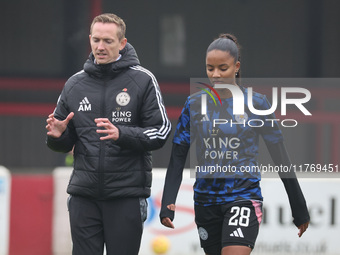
[9, 175, 53, 255]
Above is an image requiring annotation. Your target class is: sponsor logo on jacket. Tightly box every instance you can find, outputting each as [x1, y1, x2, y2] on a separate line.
[112, 108, 132, 123]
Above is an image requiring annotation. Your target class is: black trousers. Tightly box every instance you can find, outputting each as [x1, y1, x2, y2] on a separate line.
[68, 195, 147, 255]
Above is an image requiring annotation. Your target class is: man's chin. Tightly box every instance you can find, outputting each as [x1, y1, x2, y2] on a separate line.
[95, 57, 114, 65]
[96, 59, 107, 65]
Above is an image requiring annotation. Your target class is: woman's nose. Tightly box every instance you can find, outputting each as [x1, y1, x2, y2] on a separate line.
[212, 70, 220, 77]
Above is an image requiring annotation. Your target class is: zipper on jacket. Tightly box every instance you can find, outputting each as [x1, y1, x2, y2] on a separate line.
[98, 81, 107, 197]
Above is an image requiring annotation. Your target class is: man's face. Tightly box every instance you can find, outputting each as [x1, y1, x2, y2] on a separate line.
[89, 22, 127, 64]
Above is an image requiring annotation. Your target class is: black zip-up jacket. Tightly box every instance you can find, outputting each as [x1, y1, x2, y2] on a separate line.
[47, 43, 171, 199]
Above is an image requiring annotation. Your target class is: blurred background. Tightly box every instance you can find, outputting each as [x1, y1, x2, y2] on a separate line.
[1, 0, 340, 170]
[1, 0, 340, 254]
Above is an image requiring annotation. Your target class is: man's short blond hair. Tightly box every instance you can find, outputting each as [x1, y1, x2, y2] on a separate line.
[90, 13, 126, 40]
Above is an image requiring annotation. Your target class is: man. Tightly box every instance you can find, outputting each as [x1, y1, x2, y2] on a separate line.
[46, 13, 171, 255]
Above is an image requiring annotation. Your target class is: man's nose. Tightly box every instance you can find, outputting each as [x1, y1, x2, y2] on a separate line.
[97, 41, 105, 50]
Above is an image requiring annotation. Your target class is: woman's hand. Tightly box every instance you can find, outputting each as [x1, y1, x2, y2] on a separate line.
[161, 204, 176, 229]
[297, 221, 309, 237]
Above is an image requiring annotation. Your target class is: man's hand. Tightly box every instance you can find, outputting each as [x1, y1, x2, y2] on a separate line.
[95, 118, 119, 141]
[298, 221, 309, 237]
[161, 204, 176, 229]
[46, 112, 74, 138]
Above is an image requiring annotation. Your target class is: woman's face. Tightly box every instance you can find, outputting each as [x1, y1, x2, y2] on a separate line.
[206, 49, 240, 85]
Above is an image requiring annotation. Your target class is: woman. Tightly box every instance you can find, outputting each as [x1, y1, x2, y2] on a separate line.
[160, 34, 310, 255]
